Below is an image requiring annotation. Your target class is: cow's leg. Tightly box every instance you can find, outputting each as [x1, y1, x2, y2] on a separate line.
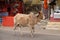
[19, 25, 23, 36]
[30, 25, 35, 37]
[13, 24, 19, 35]
[31, 27, 34, 34]
[14, 24, 19, 30]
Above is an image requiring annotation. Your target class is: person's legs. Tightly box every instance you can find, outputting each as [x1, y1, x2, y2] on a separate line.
[43, 8, 48, 19]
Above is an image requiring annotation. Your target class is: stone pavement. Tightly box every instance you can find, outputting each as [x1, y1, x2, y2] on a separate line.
[0, 26, 60, 36]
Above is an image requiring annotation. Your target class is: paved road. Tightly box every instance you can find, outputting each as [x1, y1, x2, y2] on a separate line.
[0, 28, 60, 40]
[0, 20, 60, 40]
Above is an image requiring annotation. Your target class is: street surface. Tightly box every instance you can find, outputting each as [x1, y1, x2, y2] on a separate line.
[0, 27, 60, 40]
[0, 20, 60, 40]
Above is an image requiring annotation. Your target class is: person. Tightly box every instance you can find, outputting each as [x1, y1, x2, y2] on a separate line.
[43, 0, 48, 19]
[49, 0, 56, 10]
[48, 0, 56, 19]
[7, 6, 11, 16]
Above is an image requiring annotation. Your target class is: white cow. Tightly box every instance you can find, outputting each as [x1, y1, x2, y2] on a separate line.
[14, 11, 44, 37]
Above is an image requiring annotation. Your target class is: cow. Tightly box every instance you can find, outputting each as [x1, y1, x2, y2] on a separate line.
[14, 11, 44, 37]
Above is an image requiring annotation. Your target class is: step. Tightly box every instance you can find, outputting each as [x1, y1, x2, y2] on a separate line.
[46, 22, 60, 30]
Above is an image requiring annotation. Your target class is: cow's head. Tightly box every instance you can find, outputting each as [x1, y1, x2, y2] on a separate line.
[35, 11, 45, 20]
[39, 11, 45, 19]
[29, 11, 45, 20]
